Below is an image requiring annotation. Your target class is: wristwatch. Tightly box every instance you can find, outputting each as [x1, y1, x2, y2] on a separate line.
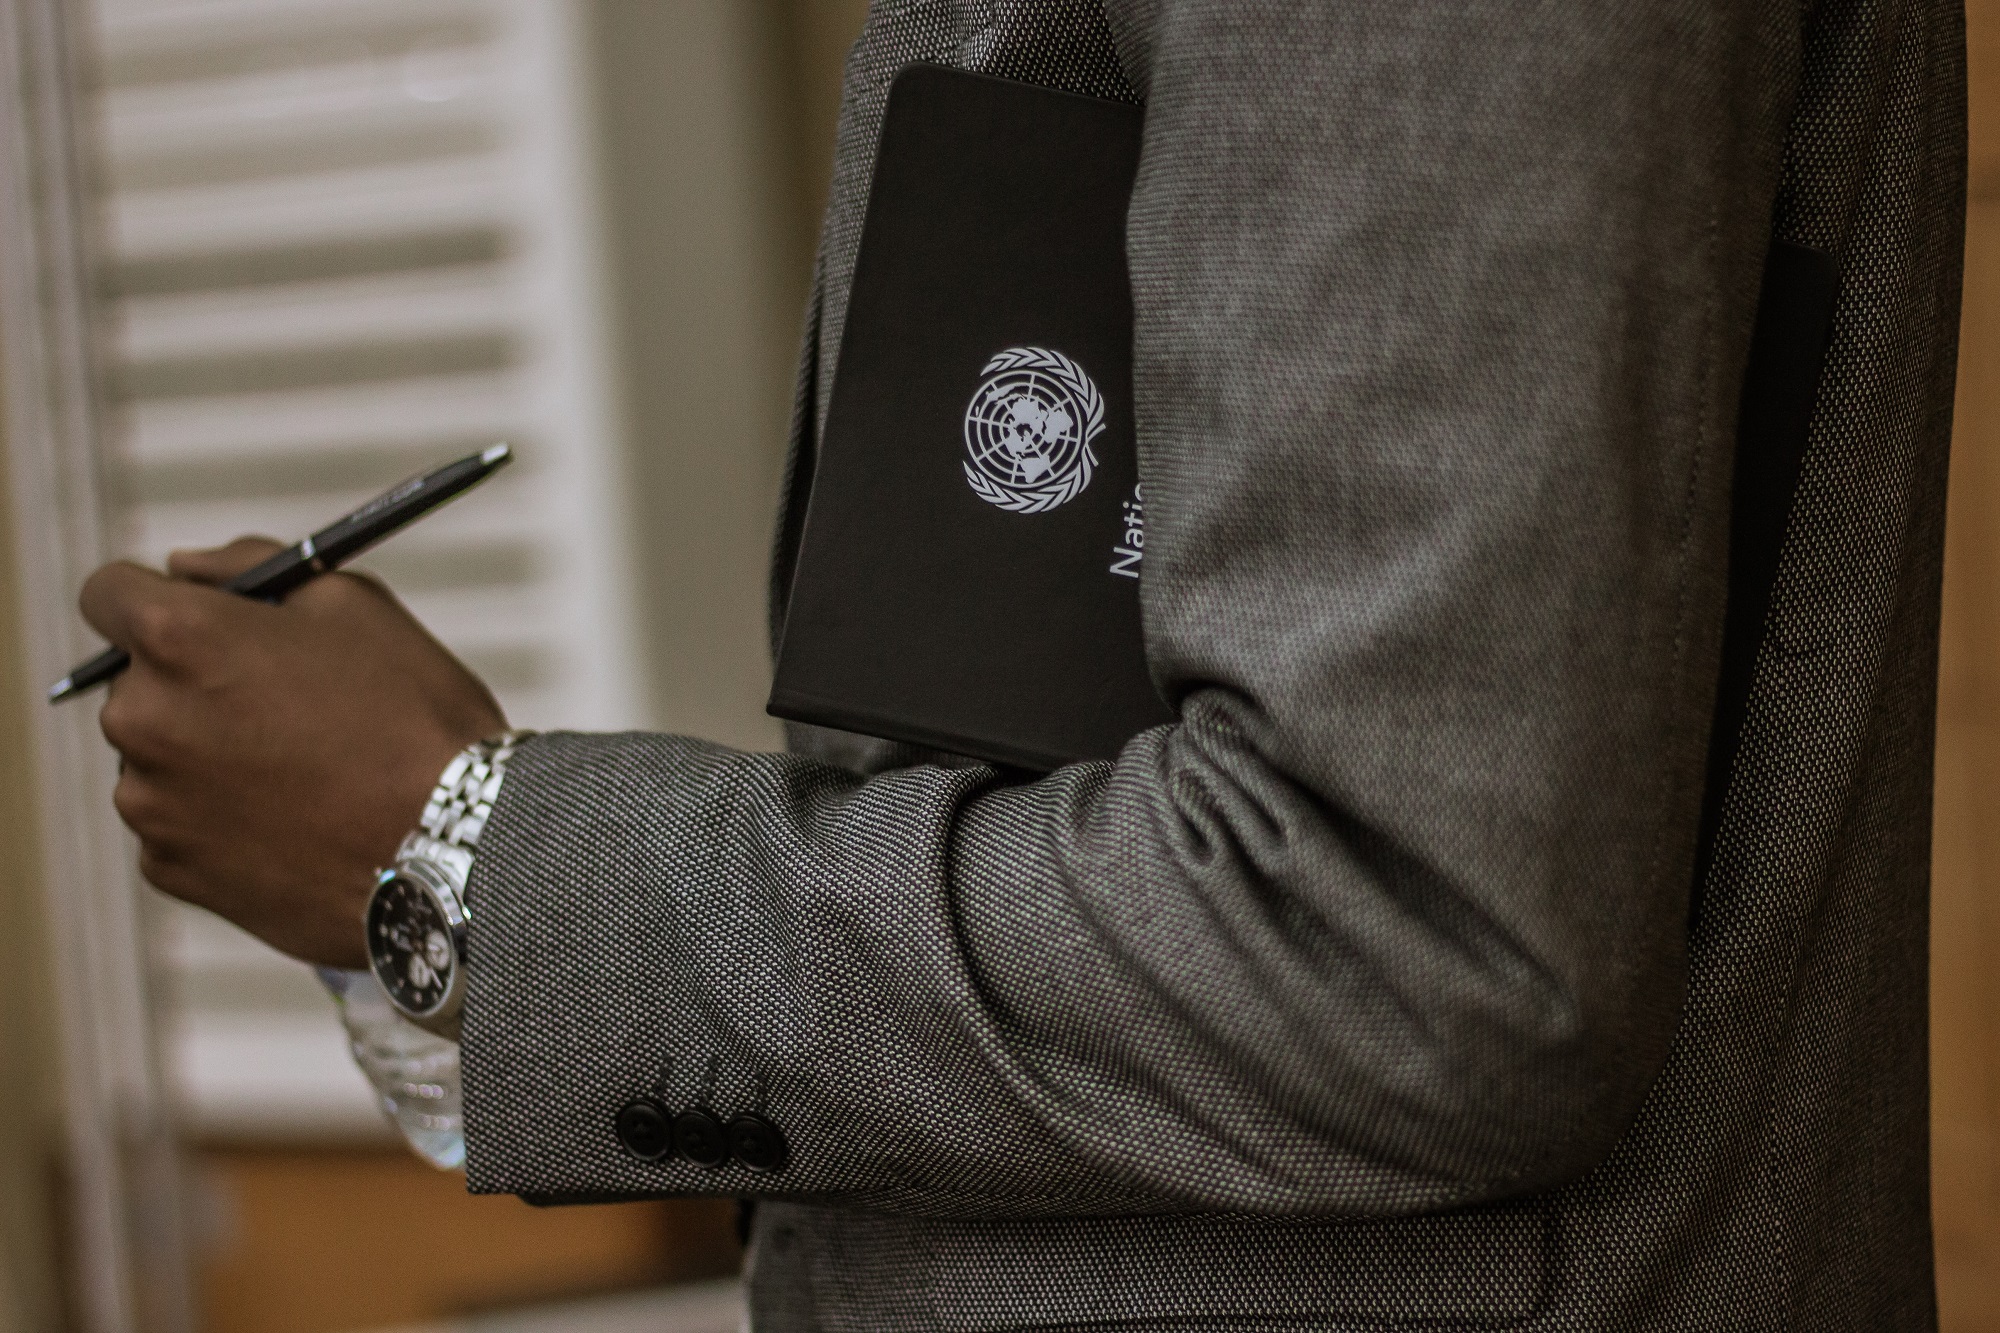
[364, 730, 534, 1039]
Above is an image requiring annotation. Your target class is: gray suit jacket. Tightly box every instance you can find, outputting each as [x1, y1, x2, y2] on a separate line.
[458, 1, 1967, 1328]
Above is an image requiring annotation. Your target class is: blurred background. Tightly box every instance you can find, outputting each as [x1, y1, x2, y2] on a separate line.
[0, 0, 1994, 1331]
[1, 0, 865, 1329]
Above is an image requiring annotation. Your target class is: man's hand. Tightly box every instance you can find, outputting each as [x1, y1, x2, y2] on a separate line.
[80, 538, 506, 968]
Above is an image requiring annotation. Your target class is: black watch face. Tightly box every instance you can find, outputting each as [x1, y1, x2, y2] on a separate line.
[367, 873, 459, 1016]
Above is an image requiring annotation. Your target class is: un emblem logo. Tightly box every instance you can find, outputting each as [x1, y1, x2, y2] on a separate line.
[961, 347, 1105, 513]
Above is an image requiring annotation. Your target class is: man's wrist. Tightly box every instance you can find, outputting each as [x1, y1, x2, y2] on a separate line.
[364, 730, 534, 1036]
[416, 729, 536, 859]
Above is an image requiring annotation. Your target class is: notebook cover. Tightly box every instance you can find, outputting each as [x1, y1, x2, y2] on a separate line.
[768, 64, 1174, 770]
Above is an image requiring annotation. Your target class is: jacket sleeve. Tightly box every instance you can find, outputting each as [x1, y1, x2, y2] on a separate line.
[459, 0, 1796, 1217]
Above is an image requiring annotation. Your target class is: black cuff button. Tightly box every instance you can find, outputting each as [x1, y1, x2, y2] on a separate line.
[727, 1113, 789, 1172]
[673, 1109, 728, 1167]
[615, 1098, 673, 1160]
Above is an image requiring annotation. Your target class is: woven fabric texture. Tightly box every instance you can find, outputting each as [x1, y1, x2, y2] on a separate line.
[460, 1, 1966, 1328]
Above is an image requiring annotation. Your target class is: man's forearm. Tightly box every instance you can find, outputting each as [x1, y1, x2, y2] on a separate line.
[458, 0, 1796, 1217]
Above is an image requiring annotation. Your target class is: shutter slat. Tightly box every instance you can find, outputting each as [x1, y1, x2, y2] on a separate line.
[93, 0, 646, 1139]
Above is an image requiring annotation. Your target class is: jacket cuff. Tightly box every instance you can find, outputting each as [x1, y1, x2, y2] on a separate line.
[455, 729, 1000, 1203]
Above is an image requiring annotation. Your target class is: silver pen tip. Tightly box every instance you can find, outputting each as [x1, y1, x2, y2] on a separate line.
[480, 442, 511, 465]
[46, 676, 72, 703]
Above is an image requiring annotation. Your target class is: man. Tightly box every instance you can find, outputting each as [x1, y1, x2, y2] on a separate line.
[80, 0, 1964, 1327]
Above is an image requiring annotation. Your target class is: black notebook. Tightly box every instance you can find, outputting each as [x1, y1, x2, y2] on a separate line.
[768, 64, 1175, 770]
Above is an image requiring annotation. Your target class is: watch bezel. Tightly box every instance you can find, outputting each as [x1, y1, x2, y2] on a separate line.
[365, 854, 468, 1039]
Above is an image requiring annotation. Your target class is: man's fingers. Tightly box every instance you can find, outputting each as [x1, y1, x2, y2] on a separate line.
[169, 539, 402, 615]
[288, 567, 400, 617]
[136, 843, 199, 907]
[79, 561, 262, 669]
[167, 536, 286, 586]
[79, 560, 178, 653]
[100, 657, 202, 770]
[111, 763, 168, 839]
[100, 669, 157, 768]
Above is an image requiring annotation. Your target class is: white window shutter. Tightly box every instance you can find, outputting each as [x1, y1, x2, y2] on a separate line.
[88, 0, 650, 1138]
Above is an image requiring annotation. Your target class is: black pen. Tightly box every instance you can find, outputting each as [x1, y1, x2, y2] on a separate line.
[47, 443, 514, 704]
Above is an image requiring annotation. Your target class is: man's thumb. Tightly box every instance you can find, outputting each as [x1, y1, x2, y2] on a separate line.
[166, 536, 287, 587]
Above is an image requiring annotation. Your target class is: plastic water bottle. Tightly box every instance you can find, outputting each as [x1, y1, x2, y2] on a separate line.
[316, 967, 465, 1169]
